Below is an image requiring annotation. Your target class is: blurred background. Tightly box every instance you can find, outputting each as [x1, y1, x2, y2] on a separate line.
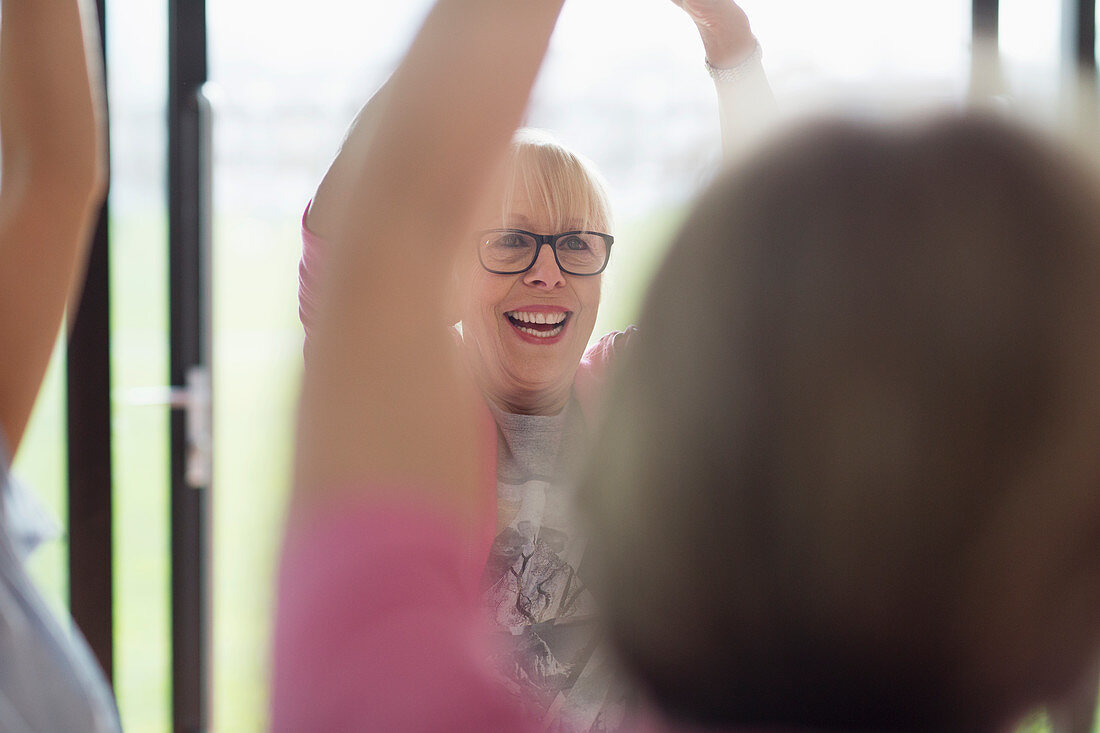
[8, 0, 1091, 730]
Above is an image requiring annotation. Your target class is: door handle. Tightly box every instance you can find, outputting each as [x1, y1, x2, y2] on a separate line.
[119, 365, 211, 488]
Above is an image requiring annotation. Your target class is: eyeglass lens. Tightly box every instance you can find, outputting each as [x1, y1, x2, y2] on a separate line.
[479, 231, 608, 274]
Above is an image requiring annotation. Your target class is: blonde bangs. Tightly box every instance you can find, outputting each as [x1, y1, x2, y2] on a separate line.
[498, 129, 613, 235]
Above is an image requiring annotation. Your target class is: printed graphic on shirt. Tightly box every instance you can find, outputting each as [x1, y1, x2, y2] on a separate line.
[481, 478, 627, 732]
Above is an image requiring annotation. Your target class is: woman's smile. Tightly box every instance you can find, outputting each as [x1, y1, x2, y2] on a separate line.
[504, 306, 572, 343]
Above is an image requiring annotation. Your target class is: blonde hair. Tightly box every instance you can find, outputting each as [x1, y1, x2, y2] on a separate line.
[496, 128, 613, 234]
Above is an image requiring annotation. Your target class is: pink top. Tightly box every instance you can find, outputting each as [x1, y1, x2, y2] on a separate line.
[272, 497, 712, 732]
[271, 499, 535, 732]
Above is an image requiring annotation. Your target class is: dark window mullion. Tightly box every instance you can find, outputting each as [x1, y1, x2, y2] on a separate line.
[1060, 0, 1099, 139]
[168, 0, 211, 730]
[66, 0, 114, 685]
[969, 0, 1002, 99]
[1065, 0, 1097, 70]
[973, 0, 999, 39]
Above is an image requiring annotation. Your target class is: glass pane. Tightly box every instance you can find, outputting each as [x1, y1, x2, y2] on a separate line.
[207, 2, 450, 726]
[108, 0, 172, 729]
[751, 0, 970, 96]
[1000, 0, 1062, 118]
[208, 3, 315, 729]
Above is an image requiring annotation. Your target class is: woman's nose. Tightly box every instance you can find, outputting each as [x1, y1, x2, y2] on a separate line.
[523, 244, 566, 289]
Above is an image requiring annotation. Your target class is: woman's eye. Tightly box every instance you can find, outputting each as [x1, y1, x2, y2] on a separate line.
[559, 236, 589, 251]
[494, 233, 526, 248]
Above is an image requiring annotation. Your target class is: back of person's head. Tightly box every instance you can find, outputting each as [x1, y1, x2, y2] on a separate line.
[580, 113, 1100, 732]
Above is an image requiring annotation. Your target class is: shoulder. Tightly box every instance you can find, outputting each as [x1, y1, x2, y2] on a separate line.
[574, 327, 639, 419]
[580, 326, 639, 372]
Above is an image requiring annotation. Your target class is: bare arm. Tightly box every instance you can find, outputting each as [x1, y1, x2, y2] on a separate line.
[305, 80, 392, 241]
[673, 0, 776, 158]
[0, 0, 107, 453]
[294, 0, 566, 521]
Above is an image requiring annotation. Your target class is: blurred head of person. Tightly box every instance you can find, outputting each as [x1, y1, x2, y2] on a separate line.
[458, 129, 613, 416]
[581, 113, 1100, 732]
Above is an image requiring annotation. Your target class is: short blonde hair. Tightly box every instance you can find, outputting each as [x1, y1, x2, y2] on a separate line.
[496, 128, 613, 234]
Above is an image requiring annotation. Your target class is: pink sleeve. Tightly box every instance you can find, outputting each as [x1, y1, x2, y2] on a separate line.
[271, 497, 535, 733]
[573, 326, 639, 423]
[299, 203, 326, 361]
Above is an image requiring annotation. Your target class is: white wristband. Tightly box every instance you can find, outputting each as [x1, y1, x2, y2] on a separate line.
[705, 41, 763, 83]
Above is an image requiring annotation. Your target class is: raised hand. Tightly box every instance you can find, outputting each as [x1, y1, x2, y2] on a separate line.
[670, 0, 757, 68]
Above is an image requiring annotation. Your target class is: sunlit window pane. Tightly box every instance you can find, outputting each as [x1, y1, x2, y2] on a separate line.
[108, 0, 172, 729]
[1001, 0, 1062, 115]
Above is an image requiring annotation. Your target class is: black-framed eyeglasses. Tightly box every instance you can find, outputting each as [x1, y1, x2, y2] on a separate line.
[476, 228, 614, 276]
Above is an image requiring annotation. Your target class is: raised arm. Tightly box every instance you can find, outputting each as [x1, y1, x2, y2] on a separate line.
[297, 80, 396, 359]
[304, 81, 392, 242]
[294, 0, 566, 517]
[280, 4, 567, 726]
[0, 0, 107, 454]
[672, 0, 776, 157]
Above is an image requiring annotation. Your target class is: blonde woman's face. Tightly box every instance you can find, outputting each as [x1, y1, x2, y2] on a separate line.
[459, 180, 602, 415]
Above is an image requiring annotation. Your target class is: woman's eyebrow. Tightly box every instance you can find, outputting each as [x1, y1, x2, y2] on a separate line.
[503, 215, 589, 232]
[504, 214, 534, 229]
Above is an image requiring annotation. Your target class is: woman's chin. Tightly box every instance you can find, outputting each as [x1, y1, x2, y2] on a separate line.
[488, 360, 578, 411]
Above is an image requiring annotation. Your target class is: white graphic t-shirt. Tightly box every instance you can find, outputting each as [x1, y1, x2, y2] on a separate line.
[482, 400, 631, 732]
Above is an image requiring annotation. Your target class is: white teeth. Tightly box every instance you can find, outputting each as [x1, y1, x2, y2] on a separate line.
[507, 310, 567, 325]
[515, 324, 564, 339]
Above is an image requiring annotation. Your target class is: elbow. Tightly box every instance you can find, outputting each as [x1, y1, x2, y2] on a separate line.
[39, 104, 109, 209]
[87, 110, 110, 206]
[17, 109, 107, 205]
[64, 128, 108, 208]
[18, 142, 108, 212]
[0, 112, 108, 219]
[86, 150, 108, 210]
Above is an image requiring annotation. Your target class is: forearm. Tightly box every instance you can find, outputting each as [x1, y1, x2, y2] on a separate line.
[295, 0, 565, 515]
[0, 0, 106, 192]
[0, 0, 106, 451]
[675, 0, 777, 159]
[347, 0, 564, 234]
[712, 49, 776, 159]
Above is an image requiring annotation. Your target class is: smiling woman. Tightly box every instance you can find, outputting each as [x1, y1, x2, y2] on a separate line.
[457, 132, 615, 417]
[293, 2, 772, 729]
[300, 122, 641, 730]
